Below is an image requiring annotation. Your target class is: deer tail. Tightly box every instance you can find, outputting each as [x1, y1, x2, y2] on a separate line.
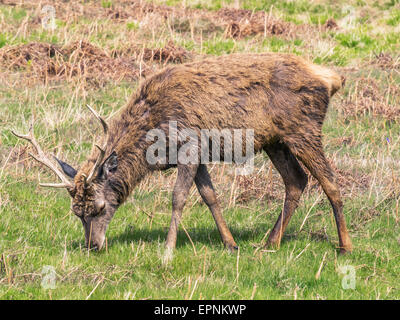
[307, 63, 345, 97]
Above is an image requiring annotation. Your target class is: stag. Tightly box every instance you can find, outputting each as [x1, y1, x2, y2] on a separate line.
[13, 53, 352, 260]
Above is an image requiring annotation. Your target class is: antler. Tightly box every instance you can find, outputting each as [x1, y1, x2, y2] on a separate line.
[85, 105, 109, 185]
[12, 122, 74, 189]
[86, 104, 108, 136]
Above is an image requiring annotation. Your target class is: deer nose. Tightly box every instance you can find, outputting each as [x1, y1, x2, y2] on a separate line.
[93, 236, 105, 251]
[94, 199, 105, 213]
[86, 237, 105, 251]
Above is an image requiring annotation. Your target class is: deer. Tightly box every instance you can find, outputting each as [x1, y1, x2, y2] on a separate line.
[13, 52, 352, 261]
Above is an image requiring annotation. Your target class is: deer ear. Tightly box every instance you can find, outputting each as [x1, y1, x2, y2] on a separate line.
[54, 156, 77, 178]
[102, 151, 118, 179]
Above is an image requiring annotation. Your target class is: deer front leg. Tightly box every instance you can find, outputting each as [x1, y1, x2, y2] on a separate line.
[163, 164, 199, 263]
[194, 164, 238, 252]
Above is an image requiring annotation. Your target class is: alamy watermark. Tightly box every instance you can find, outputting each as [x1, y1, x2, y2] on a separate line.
[41, 265, 57, 289]
[338, 265, 356, 290]
[339, 5, 356, 29]
[41, 5, 56, 30]
[145, 121, 255, 175]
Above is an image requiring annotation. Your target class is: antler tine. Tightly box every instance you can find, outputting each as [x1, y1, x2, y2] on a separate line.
[85, 144, 106, 186]
[11, 125, 73, 189]
[84, 105, 109, 186]
[39, 182, 72, 188]
[86, 104, 108, 135]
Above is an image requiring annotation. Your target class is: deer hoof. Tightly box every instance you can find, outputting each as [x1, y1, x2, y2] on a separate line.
[225, 243, 238, 253]
[339, 246, 353, 255]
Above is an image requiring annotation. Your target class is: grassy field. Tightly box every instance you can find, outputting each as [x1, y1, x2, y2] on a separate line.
[0, 0, 399, 300]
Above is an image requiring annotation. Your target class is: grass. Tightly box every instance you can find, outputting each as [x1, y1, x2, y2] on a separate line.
[1, 178, 398, 299]
[0, 0, 399, 300]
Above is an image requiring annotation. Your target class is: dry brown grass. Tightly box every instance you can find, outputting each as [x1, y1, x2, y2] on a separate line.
[338, 75, 400, 121]
[0, 40, 145, 85]
[372, 52, 400, 70]
[0, 40, 194, 86]
[219, 7, 312, 39]
[1, 0, 317, 43]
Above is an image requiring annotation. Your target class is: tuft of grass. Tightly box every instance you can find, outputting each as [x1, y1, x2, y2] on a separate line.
[126, 21, 140, 31]
[386, 9, 400, 26]
[101, 1, 113, 9]
[203, 37, 236, 55]
[0, 33, 7, 48]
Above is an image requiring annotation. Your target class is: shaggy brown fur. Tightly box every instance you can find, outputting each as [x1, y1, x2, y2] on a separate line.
[19, 52, 353, 255]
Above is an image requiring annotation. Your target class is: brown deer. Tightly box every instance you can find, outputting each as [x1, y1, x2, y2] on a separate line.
[13, 53, 352, 260]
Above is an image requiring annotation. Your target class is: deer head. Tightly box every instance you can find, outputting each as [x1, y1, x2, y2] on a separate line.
[12, 105, 119, 251]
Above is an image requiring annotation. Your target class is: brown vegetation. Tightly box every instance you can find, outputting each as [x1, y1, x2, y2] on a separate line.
[0, 41, 142, 85]
[220, 8, 309, 39]
[323, 18, 338, 30]
[141, 41, 192, 63]
[372, 52, 400, 70]
[0, 40, 193, 86]
[339, 77, 400, 121]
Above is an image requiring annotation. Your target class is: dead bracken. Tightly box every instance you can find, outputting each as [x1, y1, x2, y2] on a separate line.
[2, 0, 314, 42]
[235, 158, 371, 204]
[372, 52, 400, 70]
[0, 41, 193, 86]
[218, 8, 309, 39]
[324, 18, 338, 30]
[142, 41, 192, 63]
[305, 159, 371, 198]
[236, 171, 282, 204]
[0, 41, 140, 85]
[339, 77, 400, 121]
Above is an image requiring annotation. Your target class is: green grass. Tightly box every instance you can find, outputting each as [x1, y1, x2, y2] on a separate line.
[1, 178, 399, 299]
[203, 37, 236, 55]
[386, 9, 400, 26]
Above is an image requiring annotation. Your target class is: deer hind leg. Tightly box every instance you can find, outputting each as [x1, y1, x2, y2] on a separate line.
[194, 164, 238, 252]
[286, 138, 352, 254]
[264, 142, 308, 249]
[164, 164, 199, 263]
